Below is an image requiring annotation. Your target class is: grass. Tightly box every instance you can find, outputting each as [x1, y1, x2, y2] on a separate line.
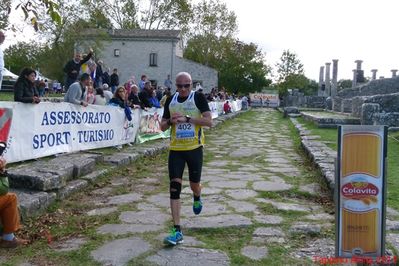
[295, 116, 399, 212]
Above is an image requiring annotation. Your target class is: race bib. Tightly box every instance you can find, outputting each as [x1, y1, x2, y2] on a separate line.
[176, 123, 195, 139]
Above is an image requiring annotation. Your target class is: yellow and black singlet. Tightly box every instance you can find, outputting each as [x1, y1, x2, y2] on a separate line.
[169, 91, 205, 151]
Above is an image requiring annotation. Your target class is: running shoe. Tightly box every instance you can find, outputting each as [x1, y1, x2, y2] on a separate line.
[163, 228, 184, 245]
[193, 199, 203, 215]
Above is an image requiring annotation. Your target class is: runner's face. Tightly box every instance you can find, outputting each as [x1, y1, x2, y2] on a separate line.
[176, 75, 192, 97]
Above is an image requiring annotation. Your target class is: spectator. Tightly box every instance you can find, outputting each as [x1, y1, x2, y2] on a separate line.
[128, 84, 141, 109]
[223, 100, 232, 114]
[150, 90, 161, 108]
[94, 88, 106, 106]
[156, 86, 163, 101]
[63, 73, 91, 107]
[241, 95, 248, 110]
[85, 83, 96, 104]
[102, 68, 110, 86]
[36, 79, 46, 97]
[63, 48, 93, 90]
[160, 89, 171, 107]
[164, 74, 172, 90]
[96, 60, 104, 88]
[138, 75, 147, 91]
[0, 156, 29, 248]
[124, 82, 132, 99]
[138, 81, 153, 108]
[102, 84, 113, 103]
[88, 62, 98, 88]
[110, 68, 119, 93]
[44, 79, 49, 96]
[14, 68, 40, 104]
[109, 86, 127, 108]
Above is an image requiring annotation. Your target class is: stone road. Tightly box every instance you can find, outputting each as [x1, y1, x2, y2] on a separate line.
[7, 109, 340, 265]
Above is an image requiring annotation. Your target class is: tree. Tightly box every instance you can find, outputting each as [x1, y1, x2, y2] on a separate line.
[190, 0, 237, 38]
[338, 79, 352, 90]
[1, 0, 61, 31]
[277, 74, 318, 97]
[4, 42, 43, 74]
[276, 50, 304, 83]
[185, 36, 271, 94]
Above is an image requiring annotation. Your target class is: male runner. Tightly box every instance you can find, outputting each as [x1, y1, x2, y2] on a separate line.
[160, 72, 212, 245]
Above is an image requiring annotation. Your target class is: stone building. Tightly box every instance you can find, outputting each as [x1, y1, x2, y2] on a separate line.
[77, 29, 218, 92]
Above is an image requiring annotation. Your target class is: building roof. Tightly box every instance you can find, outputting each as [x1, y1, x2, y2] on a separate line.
[81, 28, 181, 40]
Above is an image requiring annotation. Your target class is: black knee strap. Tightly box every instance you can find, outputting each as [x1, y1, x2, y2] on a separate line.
[170, 181, 182, 199]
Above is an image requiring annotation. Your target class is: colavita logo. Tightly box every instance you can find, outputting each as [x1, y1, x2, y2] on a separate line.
[342, 182, 379, 198]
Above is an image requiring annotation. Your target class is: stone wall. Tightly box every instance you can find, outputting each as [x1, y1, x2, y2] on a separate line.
[284, 95, 326, 108]
[361, 93, 399, 126]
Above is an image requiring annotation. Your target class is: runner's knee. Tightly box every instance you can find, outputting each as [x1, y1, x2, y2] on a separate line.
[170, 180, 182, 199]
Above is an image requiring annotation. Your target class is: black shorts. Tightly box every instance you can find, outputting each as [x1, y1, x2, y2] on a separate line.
[168, 146, 203, 183]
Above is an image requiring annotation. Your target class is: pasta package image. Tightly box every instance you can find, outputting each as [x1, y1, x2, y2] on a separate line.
[336, 126, 387, 258]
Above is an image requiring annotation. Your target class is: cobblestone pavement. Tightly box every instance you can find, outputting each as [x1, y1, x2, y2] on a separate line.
[5, 109, 343, 265]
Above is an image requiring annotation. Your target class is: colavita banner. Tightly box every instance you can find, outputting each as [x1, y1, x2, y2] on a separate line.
[249, 93, 279, 107]
[0, 102, 141, 163]
[336, 125, 388, 259]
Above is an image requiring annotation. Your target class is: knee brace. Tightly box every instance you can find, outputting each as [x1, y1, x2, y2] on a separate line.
[170, 181, 182, 200]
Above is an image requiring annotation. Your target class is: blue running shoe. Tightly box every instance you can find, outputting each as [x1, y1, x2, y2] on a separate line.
[163, 228, 184, 246]
[193, 199, 202, 215]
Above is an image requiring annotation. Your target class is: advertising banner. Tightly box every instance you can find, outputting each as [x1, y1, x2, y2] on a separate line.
[249, 93, 280, 107]
[0, 102, 140, 163]
[136, 108, 170, 143]
[336, 125, 388, 258]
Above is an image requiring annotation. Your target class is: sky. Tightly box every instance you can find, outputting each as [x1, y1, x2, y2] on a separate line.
[225, 0, 399, 80]
[3, 0, 399, 81]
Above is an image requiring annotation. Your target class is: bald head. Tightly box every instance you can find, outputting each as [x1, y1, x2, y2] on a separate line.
[175, 72, 192, 82]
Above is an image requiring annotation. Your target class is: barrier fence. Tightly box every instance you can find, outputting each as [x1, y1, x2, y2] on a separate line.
[0, 100, 242, 163]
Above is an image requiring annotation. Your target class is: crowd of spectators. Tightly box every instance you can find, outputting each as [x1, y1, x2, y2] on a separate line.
[12, 48, 248, 116]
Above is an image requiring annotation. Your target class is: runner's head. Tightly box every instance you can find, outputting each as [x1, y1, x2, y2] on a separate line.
[175, 72, 192, 97]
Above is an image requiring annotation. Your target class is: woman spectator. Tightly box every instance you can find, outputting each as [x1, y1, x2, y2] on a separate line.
[0, 157, 29, 248]
[94, 88, 107, 106]
[14, 68, 40, 104]
[149, 90, 161, 108]
[109, 86, 127, 108]
[160, 89, 171, 107]
[85, 84, 96, 104]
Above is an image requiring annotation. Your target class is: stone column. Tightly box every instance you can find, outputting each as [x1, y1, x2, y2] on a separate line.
[325, 62, 331, 96]
[371, 69, 378, 80]
[355, 60, 363, 70]
[352, 69, 357, 88]
[331, 59, 338, 97]
[318, 66, 325, 96]
[391, 69, 398, 78]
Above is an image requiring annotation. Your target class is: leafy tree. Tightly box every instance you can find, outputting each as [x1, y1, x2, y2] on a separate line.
[276, 50, 304, 83]
[277, 74, 318, 97]
[0, 0, 11, 29]
[190, 0, 237, 38]
[4, 42, 43, 74]
[185, 35, 271, 94]
[1, 0, 62, 31]
[338, 79, 352, 90]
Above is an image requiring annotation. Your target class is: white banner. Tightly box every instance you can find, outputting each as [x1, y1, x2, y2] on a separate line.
[0, 99, 243, 163]
[249, 93, 280, 107]
[0, 102, 140, 163]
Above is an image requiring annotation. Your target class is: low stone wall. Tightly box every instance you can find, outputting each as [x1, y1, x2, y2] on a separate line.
[290, 118, 336, 195]
[332, 97, 342, 112]
[284, 95, 326, 109]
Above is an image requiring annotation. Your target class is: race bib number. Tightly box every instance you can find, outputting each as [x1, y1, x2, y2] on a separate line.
[176, 123, 195, 139]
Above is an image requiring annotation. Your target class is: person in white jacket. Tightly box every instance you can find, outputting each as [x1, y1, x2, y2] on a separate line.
[0, 31, 5, 91]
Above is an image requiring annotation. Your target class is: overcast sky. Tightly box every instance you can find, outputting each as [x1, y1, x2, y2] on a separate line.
[3, 0, 399, 81]
[226, 0, 399, 80]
